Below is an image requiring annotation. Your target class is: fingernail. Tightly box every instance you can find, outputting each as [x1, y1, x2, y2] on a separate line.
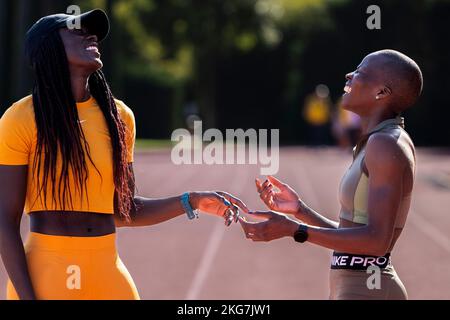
[223, 199, 231, 206]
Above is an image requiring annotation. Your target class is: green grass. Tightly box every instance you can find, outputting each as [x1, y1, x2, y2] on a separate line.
[135, 139, 173, 150]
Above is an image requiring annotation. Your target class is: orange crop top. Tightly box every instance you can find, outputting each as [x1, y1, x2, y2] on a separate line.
[0, 95, 135, 214]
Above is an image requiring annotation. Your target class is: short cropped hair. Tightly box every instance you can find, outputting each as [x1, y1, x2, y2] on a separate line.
[375, 49, 423, 113]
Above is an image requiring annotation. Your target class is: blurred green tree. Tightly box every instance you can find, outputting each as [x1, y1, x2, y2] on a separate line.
[107, 0, 293, 129]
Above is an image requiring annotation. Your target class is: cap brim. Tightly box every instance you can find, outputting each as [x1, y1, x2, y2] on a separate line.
[79, 9, 109, 42]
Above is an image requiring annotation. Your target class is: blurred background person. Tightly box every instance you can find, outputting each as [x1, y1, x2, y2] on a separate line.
[332, 98, 362, 150]
[302, 84, 332, 146]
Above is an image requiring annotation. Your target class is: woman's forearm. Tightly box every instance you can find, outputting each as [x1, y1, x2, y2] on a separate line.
[0, 225, 36, 300]
[306, 224, 390, 256]
[118, 195, 186, 227]
[294, 200, 339, 229]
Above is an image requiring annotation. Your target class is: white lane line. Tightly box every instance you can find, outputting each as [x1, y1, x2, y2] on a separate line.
[185, 221, 226, 300]
[410, 209, 450, 254]
[185, 166, 248, 300]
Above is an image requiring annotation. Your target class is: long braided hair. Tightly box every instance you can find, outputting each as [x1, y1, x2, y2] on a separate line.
[30, 30, 134, 221]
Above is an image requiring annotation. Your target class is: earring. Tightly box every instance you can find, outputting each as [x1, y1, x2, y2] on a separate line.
[375, 96, 380, 100]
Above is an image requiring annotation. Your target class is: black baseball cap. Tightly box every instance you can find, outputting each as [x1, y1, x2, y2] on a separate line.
[25, 9, 109, 66]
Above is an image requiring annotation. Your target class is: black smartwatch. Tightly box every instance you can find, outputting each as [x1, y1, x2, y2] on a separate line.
[293, 224, 308, 243]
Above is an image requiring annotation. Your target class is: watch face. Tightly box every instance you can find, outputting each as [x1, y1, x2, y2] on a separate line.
[294, 230, 308, 243]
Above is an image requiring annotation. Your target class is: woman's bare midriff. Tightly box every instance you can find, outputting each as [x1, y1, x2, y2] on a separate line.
[29, 210, 116, 237]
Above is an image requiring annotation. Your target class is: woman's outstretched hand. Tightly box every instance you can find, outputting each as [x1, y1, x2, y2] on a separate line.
[238, 210, 299, 242]
[255, 176, 301, 214]
[190, 191, 249, 226]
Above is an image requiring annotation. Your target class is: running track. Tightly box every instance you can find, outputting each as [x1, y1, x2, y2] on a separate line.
[1, 147, 449, 299]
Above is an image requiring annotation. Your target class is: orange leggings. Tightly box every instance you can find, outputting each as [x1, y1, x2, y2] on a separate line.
[7, 232, 140, 300]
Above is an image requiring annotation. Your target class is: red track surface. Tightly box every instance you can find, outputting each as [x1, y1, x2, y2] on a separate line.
[1, 147, 449, 299]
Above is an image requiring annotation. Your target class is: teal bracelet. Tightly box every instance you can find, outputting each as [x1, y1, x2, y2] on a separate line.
[181, 192, 198, 220]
